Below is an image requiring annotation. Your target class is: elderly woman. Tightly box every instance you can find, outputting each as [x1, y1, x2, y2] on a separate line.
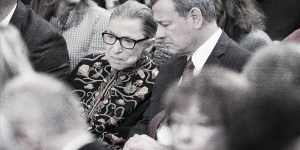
[69, 1, 158, 148]
[31, 0, 110, 69]
[0, 25, 33, 90]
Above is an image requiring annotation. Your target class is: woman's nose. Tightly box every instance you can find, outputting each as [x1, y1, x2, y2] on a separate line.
[110, 40, 123, 54]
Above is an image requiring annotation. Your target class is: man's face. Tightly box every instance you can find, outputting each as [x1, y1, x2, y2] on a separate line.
[104, 17, 150, 70]
[168, 101, 222, 150]
[152, 0, 195, 55]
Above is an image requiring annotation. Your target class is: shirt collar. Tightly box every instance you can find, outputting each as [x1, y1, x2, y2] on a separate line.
[191, 28, 222, 75]
[0, 3, 17, 26]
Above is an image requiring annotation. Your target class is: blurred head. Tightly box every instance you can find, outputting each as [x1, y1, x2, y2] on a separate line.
[151, 0, 217, 55]
[104, 0, 156, 70]
[0, 25, 33, 91]
[164, 67, 249, 150]
[0, 73, 89, 150]
[243, 43, 300, 90]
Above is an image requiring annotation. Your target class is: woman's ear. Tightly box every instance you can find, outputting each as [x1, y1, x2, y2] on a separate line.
[188, 7, 203, 29]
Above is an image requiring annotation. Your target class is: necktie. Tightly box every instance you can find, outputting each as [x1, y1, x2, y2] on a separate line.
[181, 57, 195, 82]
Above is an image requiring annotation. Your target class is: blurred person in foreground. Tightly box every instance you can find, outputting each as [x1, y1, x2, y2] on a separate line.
[0, 25, 33, 91]
[124, 67, 250, 150]
[226, 79, 300, 150]
[69, 1, 158, 148]
[243, 43, 300, 90]
[0, 73, 112, 150]
[31, 0, 110, 70]
[231, 43, 300, 150]
[0, 0, 70, 79]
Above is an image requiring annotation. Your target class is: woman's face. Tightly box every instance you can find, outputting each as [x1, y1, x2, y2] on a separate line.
[104, 17, 151, 70]
[169, 102, 223, 150]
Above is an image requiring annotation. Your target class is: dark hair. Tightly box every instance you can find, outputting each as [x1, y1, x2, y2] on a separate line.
[151, 0, 216, 22]
[110, 0, 157, 38]
[214, 0, 265, 41]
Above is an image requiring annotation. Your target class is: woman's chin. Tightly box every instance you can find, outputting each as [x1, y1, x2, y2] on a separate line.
[110, 63, 127, 71]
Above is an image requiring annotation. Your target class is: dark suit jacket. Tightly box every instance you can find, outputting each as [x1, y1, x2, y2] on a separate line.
[10, 1, 70, 79]
[129, 32, 252, 136]
[78, 142, 112, 150]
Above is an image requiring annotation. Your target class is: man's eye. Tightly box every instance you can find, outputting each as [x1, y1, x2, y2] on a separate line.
[161, 23, 170, 27]
[158, 21, 171, 27]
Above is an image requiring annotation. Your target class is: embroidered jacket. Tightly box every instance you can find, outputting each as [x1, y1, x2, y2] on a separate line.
[69, 53, 159, 143]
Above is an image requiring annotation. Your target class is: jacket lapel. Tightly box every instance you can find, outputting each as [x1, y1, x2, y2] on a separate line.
[10, 0, 26, 33]
[205, 32, 227, 66]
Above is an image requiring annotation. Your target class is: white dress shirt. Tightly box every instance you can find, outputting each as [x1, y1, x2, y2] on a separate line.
[191, 28, 222, 75]
[0, 4, 17, 26]
[178, 28, 222, 85]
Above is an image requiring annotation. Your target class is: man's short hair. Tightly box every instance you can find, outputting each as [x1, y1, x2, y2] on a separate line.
[110, 0, 157, 38]
[151, 0, 216, 22]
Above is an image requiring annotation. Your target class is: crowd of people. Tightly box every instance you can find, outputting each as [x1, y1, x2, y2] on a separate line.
[0, 0, 300, 150]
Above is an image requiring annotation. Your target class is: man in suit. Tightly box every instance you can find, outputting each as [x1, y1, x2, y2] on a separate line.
[128, 0, 251, 139]
[0, 0, 70, 79]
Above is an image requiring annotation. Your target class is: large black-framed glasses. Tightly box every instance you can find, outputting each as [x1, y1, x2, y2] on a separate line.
[102, 32, 149, 49]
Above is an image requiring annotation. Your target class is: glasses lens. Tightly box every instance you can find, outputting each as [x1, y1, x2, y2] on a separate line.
[103, 33, 116, 44]
[121, 38, 136, 49]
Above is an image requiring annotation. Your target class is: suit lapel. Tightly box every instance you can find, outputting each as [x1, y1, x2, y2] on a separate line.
[205, 32, 228, 66]
[10, 0, 27, 32]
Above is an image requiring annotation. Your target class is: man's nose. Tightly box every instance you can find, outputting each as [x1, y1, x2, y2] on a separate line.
[156, 25, 166, 40]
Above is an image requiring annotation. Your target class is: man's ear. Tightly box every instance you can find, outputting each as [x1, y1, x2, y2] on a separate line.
[188, 7, 203, 29]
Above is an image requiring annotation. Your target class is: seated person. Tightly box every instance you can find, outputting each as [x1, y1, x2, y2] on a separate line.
[69, 1, 158, 148]
[1, 0, 70, 80]
[31, 0, 110, 69]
